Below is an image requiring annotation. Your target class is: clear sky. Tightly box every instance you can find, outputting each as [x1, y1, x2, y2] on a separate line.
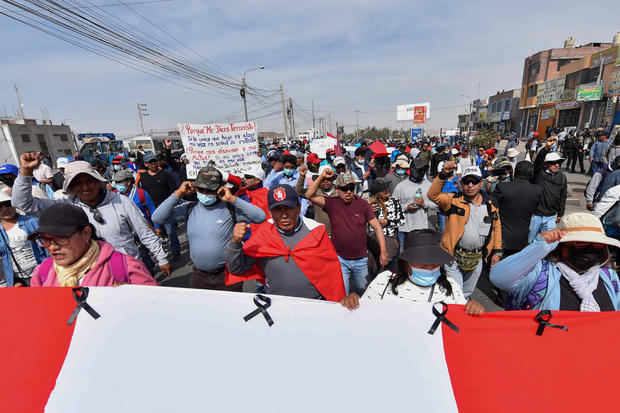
[1, 0, 618, 137]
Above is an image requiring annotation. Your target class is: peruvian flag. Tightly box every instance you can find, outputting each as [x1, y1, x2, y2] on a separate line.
[3, 286, 620, 412]
[327, 131, 342, 156]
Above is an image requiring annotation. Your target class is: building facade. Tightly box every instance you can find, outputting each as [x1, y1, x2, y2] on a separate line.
[0, 118, 75, 166]
[486, 89, 522, 134]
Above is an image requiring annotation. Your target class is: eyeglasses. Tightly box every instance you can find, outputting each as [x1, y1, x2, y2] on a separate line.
[478, 149, 484, 152]
[89, 207, 105, 224]
[35, 231, 78, 247]
[461, 178, 481, 186]
[338, 185, 356, 193]
[196, 186, 215, 194]
[0, 201, 11, 208]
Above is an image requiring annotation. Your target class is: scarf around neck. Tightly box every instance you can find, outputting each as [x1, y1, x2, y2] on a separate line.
[556, 262, 601, 312]
[54, 240, 100, 287]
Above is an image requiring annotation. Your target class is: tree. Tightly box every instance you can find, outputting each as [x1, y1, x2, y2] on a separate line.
[469, 127, 496, 150]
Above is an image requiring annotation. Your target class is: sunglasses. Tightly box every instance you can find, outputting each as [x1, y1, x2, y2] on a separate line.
[0, 201, 11, 208]
[243, 175, 256, 180]
[461, 178, 481, 186]
[89, 207, 105, 224]
[338, 185, 356, 193]
[546, 161, 561, 166]
[36, 231, 78, 247]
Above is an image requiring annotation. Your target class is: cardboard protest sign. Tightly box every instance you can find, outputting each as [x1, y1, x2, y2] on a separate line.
[178, 121, 260, 178]
[310, 137, 337, 159]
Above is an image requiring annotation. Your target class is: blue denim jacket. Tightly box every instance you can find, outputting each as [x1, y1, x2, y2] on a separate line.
[0, 214, 48, 286]
[490, 236, 620, 311]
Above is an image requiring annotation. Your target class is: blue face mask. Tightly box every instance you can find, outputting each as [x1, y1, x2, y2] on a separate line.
[115, 183, 127, 194]
[197, 193, 218, 206]
[395, 168, 406, 176]
[283, 169, 295, 177]
[113, 164, 122, 171]
[409, 266, 441, 287]
[129, 157, 136, 163]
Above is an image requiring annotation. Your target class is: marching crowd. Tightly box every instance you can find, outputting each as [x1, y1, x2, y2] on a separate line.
[1, 127, 620, 315]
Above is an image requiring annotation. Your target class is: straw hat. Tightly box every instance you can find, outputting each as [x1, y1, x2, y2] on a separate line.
[558, 213, 620, 248]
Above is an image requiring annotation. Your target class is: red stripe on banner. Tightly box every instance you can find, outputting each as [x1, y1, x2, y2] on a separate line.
[442, 306, 620, 412]
[0, 288, 76, 413]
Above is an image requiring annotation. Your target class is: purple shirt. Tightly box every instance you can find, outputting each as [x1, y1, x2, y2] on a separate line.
[323, 196, 375, 259]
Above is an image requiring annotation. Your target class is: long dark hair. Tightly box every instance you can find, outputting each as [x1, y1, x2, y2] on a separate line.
[390, 258, 453, 297]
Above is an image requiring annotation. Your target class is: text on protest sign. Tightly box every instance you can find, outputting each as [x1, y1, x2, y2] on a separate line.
[179, 122, 260, 179]
[310, 137, 337, 159]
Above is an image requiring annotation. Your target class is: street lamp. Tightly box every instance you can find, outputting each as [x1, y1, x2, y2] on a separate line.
[241, 66, 265, 122]
[461, 95, 473, 136]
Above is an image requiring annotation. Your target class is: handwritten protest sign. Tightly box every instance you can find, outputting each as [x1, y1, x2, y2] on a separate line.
[178, 121, 260, 179]
[310, 137, 337, 159]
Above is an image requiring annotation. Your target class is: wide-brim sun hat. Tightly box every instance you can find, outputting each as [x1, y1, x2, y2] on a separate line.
[0, 190, 11, 203]
[62, 161, 107, 192]
[558, 213, 620, 248]
[399, 231, 454, 265]
[544, 152, 565, 163]
[506, 148, 520, 158]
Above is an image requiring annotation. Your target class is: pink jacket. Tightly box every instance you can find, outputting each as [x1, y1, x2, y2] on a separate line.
[31, 241, 158, 287]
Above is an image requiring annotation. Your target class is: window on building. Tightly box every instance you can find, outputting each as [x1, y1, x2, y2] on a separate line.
[21, 134, 31, 143]
[528, 84, 538, 97]
[530, 61, 540, 76]
[64, 149, 73, 155]
[557, 60, 571, 71]
[586, 67, 600, 84]
[504, 99, 511, 112]
[60, 134, 69, 142]
[557, 108, 581, 128]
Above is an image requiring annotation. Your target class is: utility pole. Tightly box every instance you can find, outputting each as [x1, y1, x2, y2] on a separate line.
[289, 98, 296, 139]
[355, 107, 360, 140]
[241, 76, 248, 122]
[312, 99, 316, 130]
[588, 47, 605, 126]
[280, 84, 288, 141]
[328, 113, 331, 133]
[137, 103, 148, 135]
[14, 84, 25, 119]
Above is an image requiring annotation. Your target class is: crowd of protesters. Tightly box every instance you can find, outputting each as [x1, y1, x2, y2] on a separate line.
[1, 126, 620, 315]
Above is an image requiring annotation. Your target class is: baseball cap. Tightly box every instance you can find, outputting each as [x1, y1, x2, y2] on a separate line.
[543, 152, 565, 163]
[112, 155, 123, 164]
[63, 160, 107, 192]
[326, 148, 335, 155]
[0, 164, 19, 176]
[461, 145, 470, 152]
[57, 157, 70, 168]
[306, 153, 320, 165]
[113, 170, 134, 182]
[194, 167, 222, 191]
[335, 171, 356, 187]
[461, 166, 483, 181]
[27, 204, 90, 240]
[244, 165, 266, 182]
[143, 152, 157, 163]
[267, 151, 282, 162]
[268, 185, 299, 209]
[369, 180, 389, 196]
[0, 190, 10, 202]
[333, 156, 346, 167]
[506, 148, 520, 158]
[451, 148, 460, 155]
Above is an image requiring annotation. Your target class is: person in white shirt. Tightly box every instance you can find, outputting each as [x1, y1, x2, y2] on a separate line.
[593, 184, 620, 219]
[339, 229, 485, 314]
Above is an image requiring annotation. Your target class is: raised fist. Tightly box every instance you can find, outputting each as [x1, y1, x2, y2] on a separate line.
[232, 222, 250, 243]
[19, 152, 41, 174]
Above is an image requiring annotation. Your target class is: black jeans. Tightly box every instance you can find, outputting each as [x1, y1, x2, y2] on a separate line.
[190, 266, 243, 292]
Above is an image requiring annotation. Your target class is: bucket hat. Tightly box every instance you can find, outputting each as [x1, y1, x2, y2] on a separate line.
[557, 213, 620, 248]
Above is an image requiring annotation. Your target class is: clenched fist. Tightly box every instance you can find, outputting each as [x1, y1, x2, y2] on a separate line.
[19, 152, 41, 175]
[232, 223, 250, 243]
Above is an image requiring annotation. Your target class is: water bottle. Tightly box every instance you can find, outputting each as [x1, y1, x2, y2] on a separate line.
[414, 188, 423, 202]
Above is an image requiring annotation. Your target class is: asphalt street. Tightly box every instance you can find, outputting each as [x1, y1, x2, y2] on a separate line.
[157, 140, 595, 311]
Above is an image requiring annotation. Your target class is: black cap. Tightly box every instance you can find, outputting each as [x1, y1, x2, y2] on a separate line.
[268, 185, 300, 210]
[369, 180, 389, 196]
[28, 204, 90, 240]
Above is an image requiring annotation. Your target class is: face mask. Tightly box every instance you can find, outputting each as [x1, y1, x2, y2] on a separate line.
[564, 245, 607, 271]
[328, 155, 335, 162]
[409, 169, 425, 183]
[356, 159, 365, 166]
[409, 266, 441, 287]
[197, 193, 218, 206]
[283, 169, 295, 177]
[395, 168, 406, 176]
[129, 157, 136, 163]
[113, 164, 122, 171]
[115, 183, 127, 193]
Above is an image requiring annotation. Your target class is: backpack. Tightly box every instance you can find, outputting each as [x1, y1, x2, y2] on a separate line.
[36, 251, 129, 285]
[505, 260, 618, 310]
[136, 188, 150, 219]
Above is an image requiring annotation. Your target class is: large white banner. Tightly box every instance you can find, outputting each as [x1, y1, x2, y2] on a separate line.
[178, 121, 260, 178]
[310, 137, 337, 159]
[397, 102, 431, 121]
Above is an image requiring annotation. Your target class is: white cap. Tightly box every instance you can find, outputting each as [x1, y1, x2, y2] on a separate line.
[506, 148, 520, 158]
[318, 164, 332, 175]
[461, 166, 482, 180]
[243, 164, 265, 181]
[0, 190, 10, 202]
[544, 152, 565, 163]
[57, 157, 69, 168]
[451, 148, 460, 155]
[333, 156, 346, 167]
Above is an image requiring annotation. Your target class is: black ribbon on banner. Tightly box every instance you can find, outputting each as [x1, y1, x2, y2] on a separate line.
[67, 287, 101, 325]
[535, 310, 567, 336]
[243, 294, 274, 327]
[428, 301, 459, 335]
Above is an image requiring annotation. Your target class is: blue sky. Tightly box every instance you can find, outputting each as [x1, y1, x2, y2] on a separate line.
[1, 0, 618, 137]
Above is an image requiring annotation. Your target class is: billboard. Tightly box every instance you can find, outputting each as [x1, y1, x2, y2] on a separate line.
[397, 102, 431, 121]
[576, 85, 603, 101]
[413, 106, 426, 124]
[537, 77, 566, 105]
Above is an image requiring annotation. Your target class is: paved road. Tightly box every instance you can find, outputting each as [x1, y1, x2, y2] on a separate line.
[159, 140, 595, 309]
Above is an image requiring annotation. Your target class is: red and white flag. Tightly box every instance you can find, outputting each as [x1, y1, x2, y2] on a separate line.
[2, 286, 619, 412]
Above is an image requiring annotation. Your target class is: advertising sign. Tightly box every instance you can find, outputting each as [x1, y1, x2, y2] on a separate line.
[576, 85, 603, 101]
[537, 77, 566, 105]
[609, 55, 620, 97]
[591, 46, 619, 68]
[179, 121, 259, 179]
[397, 102, 431, 121]
[410, 128, 423, 140]
[413, 106, 426, 124]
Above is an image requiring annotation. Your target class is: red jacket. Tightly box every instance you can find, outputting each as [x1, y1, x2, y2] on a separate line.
[226, 219, 346, 302]
[235, 186, 270, 217]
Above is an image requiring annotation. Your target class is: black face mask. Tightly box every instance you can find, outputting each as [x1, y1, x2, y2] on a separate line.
[564, 245, 607, 272]
[409, 169, 426, 183]
[0, 175, 15, 187]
